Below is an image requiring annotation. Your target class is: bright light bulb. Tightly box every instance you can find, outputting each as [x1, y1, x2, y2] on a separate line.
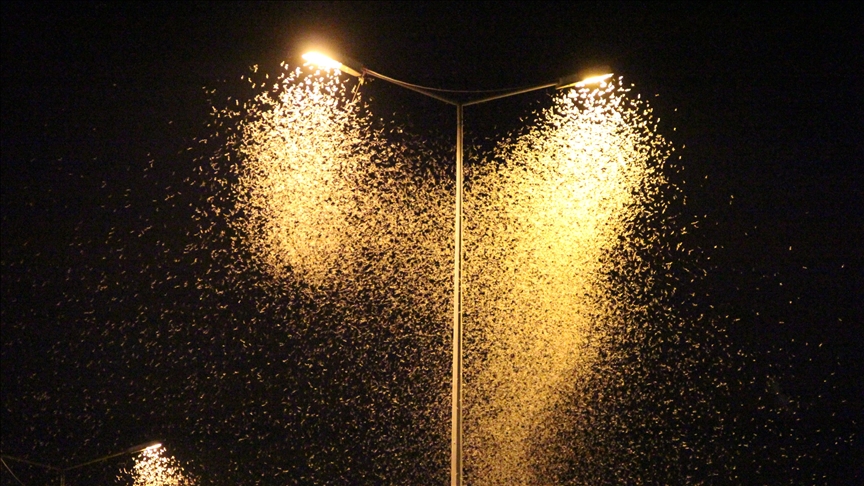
[302, 52, 343, 70]
[576, 73, 613, 87]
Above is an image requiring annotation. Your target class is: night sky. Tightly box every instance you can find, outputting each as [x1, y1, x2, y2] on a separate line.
[2, 2, 862, 485]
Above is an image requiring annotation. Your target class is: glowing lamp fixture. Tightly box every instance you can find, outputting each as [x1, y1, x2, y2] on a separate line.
[577, 73, 614, 86]
[557, 67, 613, 89]
[302, 51, 362, 77]
[128, 441, 162, 453]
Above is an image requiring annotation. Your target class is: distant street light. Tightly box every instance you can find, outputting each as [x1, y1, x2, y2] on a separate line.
[2, 440, 161, 486]
[303, 50, 611, 486]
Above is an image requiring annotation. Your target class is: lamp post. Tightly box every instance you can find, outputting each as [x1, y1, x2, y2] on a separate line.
[303, 51, 610, 486]
[2, 440, 161, 486]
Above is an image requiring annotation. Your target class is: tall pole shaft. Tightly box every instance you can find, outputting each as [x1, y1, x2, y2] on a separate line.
[451, 103, 464, 486]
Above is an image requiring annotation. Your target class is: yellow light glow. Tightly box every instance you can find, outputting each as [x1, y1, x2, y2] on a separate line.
[143, 443, 162, 451]
[576, 73, 613, 87]
[119, 445, 195, 486]
[212, 64, 677, 483]
[217, 65, 449, 291]
[302, 51, 343, 70]
[464, 76, 673, 483]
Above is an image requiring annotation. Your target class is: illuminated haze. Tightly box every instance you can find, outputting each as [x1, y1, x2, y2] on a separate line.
[205, 65, 454, 482]
[464, 80, 675, 484]
[206, 63, 748, 484]
[118, 446, 196, 486]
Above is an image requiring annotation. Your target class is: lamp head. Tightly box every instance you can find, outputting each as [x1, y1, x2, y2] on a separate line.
[302, 51, 363, 77]
[126, 440, 162, 454]
[557, 66, 613, 89]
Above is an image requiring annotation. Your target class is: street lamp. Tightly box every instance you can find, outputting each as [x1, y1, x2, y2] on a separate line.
[303, 50, 610, 486]
[2, 440, 161, 486]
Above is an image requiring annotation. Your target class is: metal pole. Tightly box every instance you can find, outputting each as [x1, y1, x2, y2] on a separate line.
[451, 102, 464, 486]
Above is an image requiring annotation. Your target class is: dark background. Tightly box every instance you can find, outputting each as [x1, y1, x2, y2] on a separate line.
[2, 2, 862, 484]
